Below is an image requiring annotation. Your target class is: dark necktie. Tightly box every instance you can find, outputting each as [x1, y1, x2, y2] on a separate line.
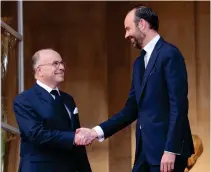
[140, 49, 146, 82]
[50, 90, 71, 128]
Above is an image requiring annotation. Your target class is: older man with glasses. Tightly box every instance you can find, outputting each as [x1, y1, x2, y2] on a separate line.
[13, 49, 92, 172]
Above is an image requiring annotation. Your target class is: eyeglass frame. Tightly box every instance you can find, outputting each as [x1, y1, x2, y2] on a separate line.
[36, 60, 66, 69]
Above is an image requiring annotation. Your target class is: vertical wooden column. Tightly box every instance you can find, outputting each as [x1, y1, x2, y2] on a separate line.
[106, 2, 132, 172]
[1, 2, 21, 172]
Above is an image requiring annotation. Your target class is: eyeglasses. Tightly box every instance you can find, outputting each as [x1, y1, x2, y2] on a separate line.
[38, 61, 66, 68]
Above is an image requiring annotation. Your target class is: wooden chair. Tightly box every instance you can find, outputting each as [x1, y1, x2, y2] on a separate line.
[185, 134, 203, 172]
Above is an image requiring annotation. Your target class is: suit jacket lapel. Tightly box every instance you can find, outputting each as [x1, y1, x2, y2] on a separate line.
[138, 38, 164, 103]
[61, 94, 74, 114]
[34, 83, 55, 106]
[60, 92, 77, 131]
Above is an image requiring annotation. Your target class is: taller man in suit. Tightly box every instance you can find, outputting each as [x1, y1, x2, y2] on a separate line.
[77, 6, 194, 172]
[13, 49, 92, 172]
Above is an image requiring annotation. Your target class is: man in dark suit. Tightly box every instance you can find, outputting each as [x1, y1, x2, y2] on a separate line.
[13, 49, 92, 172]
[76, 6, 194, 172]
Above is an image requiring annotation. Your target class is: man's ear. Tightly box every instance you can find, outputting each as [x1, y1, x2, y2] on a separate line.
[138, 19, 145, 31]
[36, 67, 43, 77]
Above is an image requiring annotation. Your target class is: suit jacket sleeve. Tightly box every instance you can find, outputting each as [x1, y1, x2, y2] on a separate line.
[69, 96, 92, 171]
[13, 95, 75, 150]
[164, 48, 188, 153]
[99, 69, 138, 139]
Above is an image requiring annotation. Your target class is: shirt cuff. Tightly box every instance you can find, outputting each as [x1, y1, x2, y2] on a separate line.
[92, 126, 105, 142]
[164, 151, 181, 155]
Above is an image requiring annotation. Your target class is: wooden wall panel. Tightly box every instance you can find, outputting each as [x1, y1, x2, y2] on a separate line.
[106, 2, 132, 172]
[194, 2, 210, 172]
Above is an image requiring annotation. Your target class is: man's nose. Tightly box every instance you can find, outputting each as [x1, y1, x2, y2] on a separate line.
[125, 32, 128, 39]
[59, 63, 65, 70]
[125, 31, 130, 39]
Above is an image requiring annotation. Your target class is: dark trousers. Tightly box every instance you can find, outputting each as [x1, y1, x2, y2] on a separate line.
[133, 155, 187, 172]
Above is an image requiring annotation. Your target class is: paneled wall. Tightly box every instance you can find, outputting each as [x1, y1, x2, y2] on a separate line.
[1, 1, 209, 172]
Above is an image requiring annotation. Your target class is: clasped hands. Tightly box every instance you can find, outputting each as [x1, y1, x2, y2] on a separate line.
[74, 128, 98, 146]
[74, 128, 176, 172]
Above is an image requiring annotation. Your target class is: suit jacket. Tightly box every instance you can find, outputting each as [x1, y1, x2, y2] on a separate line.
[13, 83, 92, 172]
[99, 38, 194, 169]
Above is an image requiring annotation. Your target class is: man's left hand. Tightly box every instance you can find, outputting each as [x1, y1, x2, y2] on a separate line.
[160, 152, 176, 172]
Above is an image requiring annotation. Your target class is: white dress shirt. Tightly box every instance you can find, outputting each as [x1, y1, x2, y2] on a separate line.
[143, 34, 160, 68]
[93, 35, 178, 155]
[36, 80, 72, 119]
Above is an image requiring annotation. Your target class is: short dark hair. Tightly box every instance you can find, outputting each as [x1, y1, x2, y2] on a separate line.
[133, 5, 159, 31]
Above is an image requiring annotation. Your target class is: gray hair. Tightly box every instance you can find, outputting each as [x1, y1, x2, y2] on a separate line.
[32, 51, 40, 71]
[32, 48, 55, 71]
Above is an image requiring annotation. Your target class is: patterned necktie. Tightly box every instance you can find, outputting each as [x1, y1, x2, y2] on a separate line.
[50, 90, 71, 127]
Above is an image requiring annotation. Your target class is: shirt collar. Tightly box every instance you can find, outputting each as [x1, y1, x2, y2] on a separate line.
[36, 80, 60, 95]
[143, 34, 160, 56]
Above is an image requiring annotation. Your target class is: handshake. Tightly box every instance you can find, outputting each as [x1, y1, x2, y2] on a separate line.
[74, 128, 98, 146]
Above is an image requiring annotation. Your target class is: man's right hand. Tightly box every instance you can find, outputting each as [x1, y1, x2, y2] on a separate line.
[74, 128, 98, 146]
